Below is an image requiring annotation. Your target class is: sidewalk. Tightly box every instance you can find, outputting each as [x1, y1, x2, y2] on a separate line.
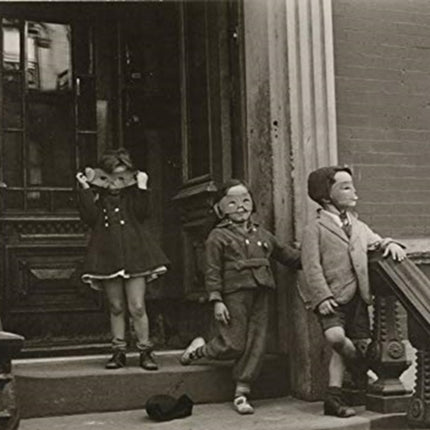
[20, 397, 406, 430]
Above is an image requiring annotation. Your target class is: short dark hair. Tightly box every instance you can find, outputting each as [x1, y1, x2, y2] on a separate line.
[307, 165, 353, 205]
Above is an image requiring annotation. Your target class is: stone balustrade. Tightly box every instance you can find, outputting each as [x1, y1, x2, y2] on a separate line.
[361, 251, 430, 427]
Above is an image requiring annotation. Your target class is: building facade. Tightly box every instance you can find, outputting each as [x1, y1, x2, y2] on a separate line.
[0, 0, 428, 400]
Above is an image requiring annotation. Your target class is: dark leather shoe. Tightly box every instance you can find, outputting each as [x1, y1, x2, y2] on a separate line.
[105, 351, 126, 369]
[324, 393, 356, 417]
[140, 350, 158, 371]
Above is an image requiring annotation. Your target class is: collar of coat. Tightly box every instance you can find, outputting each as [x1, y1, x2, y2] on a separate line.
[316, 208, 359, 243]
[215, 217, 260, 231]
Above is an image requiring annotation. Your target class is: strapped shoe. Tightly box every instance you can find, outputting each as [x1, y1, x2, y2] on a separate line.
[140, 349, 158, 371]
[233, 395, 254, 415]
[105, 350, 126, 369]
[324, 391, 356, 418]
[180, 337, 205, 365]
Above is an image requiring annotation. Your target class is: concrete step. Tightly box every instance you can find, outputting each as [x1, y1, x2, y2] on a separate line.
[14, 351, 289, 419]
[19, 397, 407, 430]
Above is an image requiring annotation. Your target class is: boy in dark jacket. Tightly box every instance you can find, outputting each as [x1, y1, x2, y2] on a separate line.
[180, 179, 300, 415]
[300, 166, 406, 417]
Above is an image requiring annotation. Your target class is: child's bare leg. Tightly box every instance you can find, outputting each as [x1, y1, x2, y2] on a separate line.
[104, 278, 126, 349]
[328, 350, 345, 387]
[323, 326, 356, 417]
[324, 326, 356, 361]
[104, 278, 127, 369]
[125, 277, 150, 346]
[125, 277, 158, 370]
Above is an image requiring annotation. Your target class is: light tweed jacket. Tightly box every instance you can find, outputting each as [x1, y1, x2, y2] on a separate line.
[300, 209, 394, 310]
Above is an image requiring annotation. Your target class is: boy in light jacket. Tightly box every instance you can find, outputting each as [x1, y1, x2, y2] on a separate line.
[300, 166, 406, 418]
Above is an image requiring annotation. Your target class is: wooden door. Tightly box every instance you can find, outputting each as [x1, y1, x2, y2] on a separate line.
[117, 1, 246, 346]
[0, 6, 110, 354]
[171, 1, 246, 342]
[0, 1, 246, 353]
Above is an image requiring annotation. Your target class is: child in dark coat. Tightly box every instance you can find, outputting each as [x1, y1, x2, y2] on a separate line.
[180, 179, 301, 414]
[300, 166, 406, 417]
[76, 148, 169, 370]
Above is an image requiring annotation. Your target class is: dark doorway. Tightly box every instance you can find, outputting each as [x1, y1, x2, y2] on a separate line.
[0, 1, 245, 356]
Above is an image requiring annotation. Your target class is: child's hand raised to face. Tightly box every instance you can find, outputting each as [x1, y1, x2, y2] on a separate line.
[318, 298, 338, 315]
[214, 301, 230, 325]
[383, 242, 406, 262]
[76, 172, 90, 189]
[136, 171, 149, 189]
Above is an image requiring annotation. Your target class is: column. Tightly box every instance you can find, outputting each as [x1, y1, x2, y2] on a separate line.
[285, 0, 338, 399]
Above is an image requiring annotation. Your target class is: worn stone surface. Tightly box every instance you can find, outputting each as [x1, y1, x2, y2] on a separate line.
[14, 352, 288, 418]
[19, 397, 407, 430]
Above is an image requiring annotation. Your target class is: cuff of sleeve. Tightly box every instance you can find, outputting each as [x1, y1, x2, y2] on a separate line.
[208, 291, 223, 302]
[380, 238, 406, 250]
[312, 294, 334, 311]
[79, 188, 93, 194]
[78, 188, 95, 198]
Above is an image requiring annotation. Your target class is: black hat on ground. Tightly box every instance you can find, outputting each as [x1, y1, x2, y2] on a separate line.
[307, 165, 352, 205]
[145, 394, 194, 422]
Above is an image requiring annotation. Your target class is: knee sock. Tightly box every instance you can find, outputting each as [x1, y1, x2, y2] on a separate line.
[189, 345, 206, 361]
[235, 382, 251, 398]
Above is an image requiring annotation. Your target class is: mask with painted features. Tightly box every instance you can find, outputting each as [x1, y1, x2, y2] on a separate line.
[214, 185, 253, 223]
[83, 166, 137, 190]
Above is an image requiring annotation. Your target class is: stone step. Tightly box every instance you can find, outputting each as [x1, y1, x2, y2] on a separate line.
[19, 397, 407, 430]
[14, 351, 289, 418]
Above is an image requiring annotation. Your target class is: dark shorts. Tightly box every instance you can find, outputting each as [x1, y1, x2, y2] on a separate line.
[317, 293, 371, 339]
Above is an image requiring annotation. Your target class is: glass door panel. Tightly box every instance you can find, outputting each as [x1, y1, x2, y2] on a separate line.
[1, 17, 96, 213]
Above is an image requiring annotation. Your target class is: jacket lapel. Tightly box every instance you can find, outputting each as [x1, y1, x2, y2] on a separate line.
[348, 214, 361, 245]
[317, 210, 350, 244]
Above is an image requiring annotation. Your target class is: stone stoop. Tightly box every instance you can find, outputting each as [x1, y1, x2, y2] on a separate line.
[14, 351, 289, 419]
[18, 398, 407, 430]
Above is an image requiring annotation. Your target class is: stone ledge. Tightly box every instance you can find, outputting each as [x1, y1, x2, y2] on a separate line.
[19, 397, 407, 430]
[14, 351, 289, 418]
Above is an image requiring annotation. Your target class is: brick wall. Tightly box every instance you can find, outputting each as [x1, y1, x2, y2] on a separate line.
[333, 0, 430, 237]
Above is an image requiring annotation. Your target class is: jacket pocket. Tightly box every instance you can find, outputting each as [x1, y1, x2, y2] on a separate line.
[324, 268, 356, 297]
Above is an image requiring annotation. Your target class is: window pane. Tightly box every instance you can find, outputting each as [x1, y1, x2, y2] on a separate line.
[26, 190, 49, 211]
[77, 77, 96, 130]
[4, 189, 24, 211]
[2, 18, 23, 128]
[26, 22, 72, 92]
[3, 72, 22, 129]
[27, 96, 74, 187]
[78, 133, 97, 170]
[3, 18, 21, 71]
[53, 190, 76, 212]
[184, 2, 210, 179]
[73, 23, 92, 75]
[3, 131, 23, 186]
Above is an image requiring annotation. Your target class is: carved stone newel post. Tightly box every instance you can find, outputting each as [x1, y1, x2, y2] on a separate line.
[0, 331, 24, 430]
[366, 252, 412, 413]
[407, 313, 430, 427]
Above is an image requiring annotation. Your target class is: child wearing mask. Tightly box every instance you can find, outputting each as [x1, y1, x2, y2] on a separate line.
[76, 148, 169, 370]
[301, 166, 405, 417]
[180, 179, 301, 415]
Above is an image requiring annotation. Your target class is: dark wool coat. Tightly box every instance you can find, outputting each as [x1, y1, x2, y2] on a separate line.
[77, 186, 170, 278]
[205, 219, 301, 302]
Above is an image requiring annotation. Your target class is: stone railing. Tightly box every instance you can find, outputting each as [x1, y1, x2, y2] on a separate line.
[0, 331, 24, 430]
[351, 251, 430, 427]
